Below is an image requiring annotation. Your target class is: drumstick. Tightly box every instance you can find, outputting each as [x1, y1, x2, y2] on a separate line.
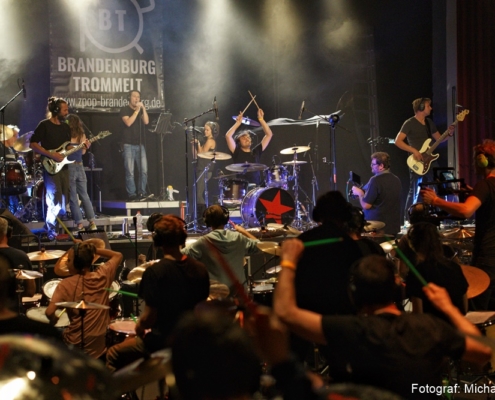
[130, 313, 138, 323]
[303, 237, 343, 248]
[104, 288, 138, 298]
[57, 308, 67, 318]
[56, 217, 76, 241]
[241, 96, 256, 115]
[248, 90, 261, 110]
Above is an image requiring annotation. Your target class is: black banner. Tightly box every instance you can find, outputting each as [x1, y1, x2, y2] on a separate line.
[49, 0, 164, 112]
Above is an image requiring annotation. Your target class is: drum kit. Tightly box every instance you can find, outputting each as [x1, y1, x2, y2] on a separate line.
[0, 130, 46, 222]
[207, 144, 314, 231]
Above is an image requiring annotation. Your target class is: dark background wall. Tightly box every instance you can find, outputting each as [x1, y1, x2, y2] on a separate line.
[1, 0, 451, 220]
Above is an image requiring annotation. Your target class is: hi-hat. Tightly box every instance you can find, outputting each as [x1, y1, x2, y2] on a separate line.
[197, 151, 232, 161]
[282, 160, 307, 166]
[280, 146, 310, 154]
[55, 300, 110, 310]
[246, 227, 285, 239]
[461, 265, 490, 299]
[126, 259, 160, 283]
[27, 249, 66, 261]
[363, 220, 386, 232]
[441, 227, 475, 239]
[267, 223, 302, 236]
[257, 241, 282, 256]
[54, 238, 106, 277]
[232, 115, 261, 127]
[266, 265, 282, 274]
[226, 163, 267, 172]
[14, 269, 43, 280]
[12, 130, 34, 152]
[114, 349, 172, 393]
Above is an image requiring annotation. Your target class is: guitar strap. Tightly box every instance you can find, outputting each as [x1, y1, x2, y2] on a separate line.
[424, 117, 432, 138]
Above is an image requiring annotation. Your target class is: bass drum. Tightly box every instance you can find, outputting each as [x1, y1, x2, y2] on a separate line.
[1, 161, 26, 195]
[241, 187, 295, 228]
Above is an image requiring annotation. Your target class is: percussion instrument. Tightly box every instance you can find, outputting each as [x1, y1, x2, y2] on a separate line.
[197, 151, 232, 160]
[226, 163, 267, 172]
[264, 164, 289, 189]
[280, 146, 311, 155]
[1, 161, 26, 195]
[26, 306, 70, 329]
[241, 187, 295, 228]
[106, 318, 137, 347]
[55, 300, 110, 310]
[256, 241, 282, 256]
[231, 115, 261, 127]
[42, 278, 63, 305]
[220, 178, 249, 206]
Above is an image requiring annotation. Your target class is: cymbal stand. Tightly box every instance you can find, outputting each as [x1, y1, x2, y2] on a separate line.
[16, 281, 25, 315]
[289, 151, 305, 230]
[196, 157, 216, 208]
[183, 106, 216, 232]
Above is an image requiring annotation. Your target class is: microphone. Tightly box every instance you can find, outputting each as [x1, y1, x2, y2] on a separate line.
[213, 97, 219, 121]
[22, 80, 26, 99]
[298, 100, 305, 120]
[303, 142, 311, 157]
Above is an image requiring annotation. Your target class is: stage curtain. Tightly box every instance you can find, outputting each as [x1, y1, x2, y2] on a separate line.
[457, 0, 495, 185]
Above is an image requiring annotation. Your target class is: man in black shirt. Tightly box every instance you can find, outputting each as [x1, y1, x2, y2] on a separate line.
[30, 97, 72, 238]
[119, 90, 151, 201]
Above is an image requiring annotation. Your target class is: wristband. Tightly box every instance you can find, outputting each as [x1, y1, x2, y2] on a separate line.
[259, 118, 264, 121]
[280, 260, 296, 270]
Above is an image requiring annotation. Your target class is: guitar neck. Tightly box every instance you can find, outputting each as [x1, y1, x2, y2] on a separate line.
[64, 136, 99, 157]
[426, 120, 458, 155]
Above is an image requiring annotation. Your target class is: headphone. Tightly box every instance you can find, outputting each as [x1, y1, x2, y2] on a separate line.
[49, 97, 64, 115]
[417, 98, 426, 112]
[203, 205, 229, 227]
[0, 216, 13, 239]
[72, 243, 85, 272]
[147, 212, 164, 232]
[477, 153, 490, 168]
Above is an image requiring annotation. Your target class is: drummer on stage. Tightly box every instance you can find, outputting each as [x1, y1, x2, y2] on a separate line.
[225, 109, 273, 185]
[0, 125, 22, 214]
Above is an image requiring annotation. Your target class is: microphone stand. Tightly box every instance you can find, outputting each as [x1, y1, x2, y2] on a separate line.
[183, 106, 215, 232]
[133, 216, 138, 272]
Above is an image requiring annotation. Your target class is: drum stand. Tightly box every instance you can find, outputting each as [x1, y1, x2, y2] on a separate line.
[196, 157, 216, 209]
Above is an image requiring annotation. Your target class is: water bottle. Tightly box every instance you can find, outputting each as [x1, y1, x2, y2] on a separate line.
[122, 217, 129, 236]
[136, 211, 143, 240]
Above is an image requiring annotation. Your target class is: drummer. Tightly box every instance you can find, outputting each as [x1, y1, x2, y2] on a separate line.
[0, 125, 22, 214]
[225, 109, 273, 185]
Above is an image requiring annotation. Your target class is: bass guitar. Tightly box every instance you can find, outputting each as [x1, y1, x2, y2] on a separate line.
[42, 131, 112, 175]
[407, 110, 469, 175]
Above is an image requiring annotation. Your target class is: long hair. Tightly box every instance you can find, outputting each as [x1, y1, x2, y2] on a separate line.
[67, 114, 85, 143]
[406, 222, 446, 264]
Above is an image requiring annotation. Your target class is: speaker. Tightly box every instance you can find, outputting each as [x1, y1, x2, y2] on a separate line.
[73, 243, 85, 271]
[417, 97, 426, 112]
[477, 153, 489, 168]
[203, 205, 229, 227]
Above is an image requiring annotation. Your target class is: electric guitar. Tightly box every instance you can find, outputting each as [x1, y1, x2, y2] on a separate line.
[406, 110, 469, 175]
[42, 131, 112, 175]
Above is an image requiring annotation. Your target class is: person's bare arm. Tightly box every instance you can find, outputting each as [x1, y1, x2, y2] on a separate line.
[135, 304, 157, 337]
[395, 132, 422, 161]
[225, 113, 243, 153]
[30, 142, 64, 162]
[258, 109, 273, 151]
[421, 188, 481, 219]
[351, 186, 372, 210]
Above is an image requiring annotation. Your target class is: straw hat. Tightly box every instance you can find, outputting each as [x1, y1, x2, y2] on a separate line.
[54, 238, 106, 276]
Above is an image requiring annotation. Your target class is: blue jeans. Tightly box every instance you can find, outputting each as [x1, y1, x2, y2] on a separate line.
[404, 168, 435, 221]
[123, 144, 148, 197]
[68, 163, 95, 224]
[43, 168, 69, 230]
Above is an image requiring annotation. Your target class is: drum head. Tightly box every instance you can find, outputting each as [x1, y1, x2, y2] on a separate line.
[26, 306, 70, 328]
[241, 187, 295, 228]
[42, 279, 63, 300]
[109, 318, 137, 334]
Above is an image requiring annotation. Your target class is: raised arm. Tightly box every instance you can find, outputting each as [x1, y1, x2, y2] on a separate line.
[421, 188, 481, 219]
[225, 112, 243, 153]
[258, 109, 273, 151]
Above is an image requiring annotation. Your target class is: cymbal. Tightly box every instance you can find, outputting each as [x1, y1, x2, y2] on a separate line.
[256, 241, 282, 256]
[441, 227, 475, 239]
[55, 300, 110, 310]
[232, 115, 261, 127]
[12, 130, 34, 152]
[197, 151, 232, 161]
[363, 220, 386, 232]
[267, 223, 302, 236]
[282, 160, 307, 166]
[280, 146, 311, 154]
[266, 265, 282, 274]
[114, 349, 172, 393]
[461, 265, 490, 299]
[54, 238, 106, 276]
[14, 269, 43, 280]
[226, 163, 267, 172]
[361, 232, 389, 238]
[209, 283, 230, 300]
[126, 259, 160, 283]
[246, 227, 285, 239]
[27, 249, 66, 261]
[379, 240, 396, 254]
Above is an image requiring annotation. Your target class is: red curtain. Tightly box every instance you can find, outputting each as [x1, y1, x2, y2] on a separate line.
[457, 0, 495, 185]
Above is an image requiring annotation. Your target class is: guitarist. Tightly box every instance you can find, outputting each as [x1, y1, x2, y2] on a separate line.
[394, 97, 454, 224]
[30, 97, 71, 238]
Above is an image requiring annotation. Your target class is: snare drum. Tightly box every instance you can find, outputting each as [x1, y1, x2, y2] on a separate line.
[42, 278, 63, 305]
[477, 318, 495, 373]
[220, 179, 249, 206]
[264, 165, 288, 189]
[252, 282, 275, 307]
[26, 306, 70, 329]
[106, 318, 137, 347]
[109, 281, 122, 319]
[241, 187, 295, 228]
[1, 161, 26, 195]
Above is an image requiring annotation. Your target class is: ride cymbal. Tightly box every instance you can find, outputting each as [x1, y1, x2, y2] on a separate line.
[55, 300, 110, 310]
[27, 249, 66, 261]
[197, 151, 232, 160]
[14, 269, 43, 280]
[12, 130, 34, 152]
[441, 227, 475, 239]
[282, 160, 307, 166]
[363, 220, 386, 232]
[226, 163, 267, 172]
[280, 146, 311, 154]
[126, 259, 160, 283]
[257, 241, 282, 256]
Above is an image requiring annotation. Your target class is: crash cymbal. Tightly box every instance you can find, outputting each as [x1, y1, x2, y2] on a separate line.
[12, 130, 34, 152]
[226, 163, 267, 172]
[55, 300, 110, 310]
[27, 249, 66, 261]
[267, 223, 302, 236]
[282, 160, 307, 166]
[126, 259, 160, 283]
[256, 241, 282, 256]
[461, 265, 490, 299]
[363, 220, 386, 232]
[232, 115, 261, 127]
[13, 269, 43, 280]
[280, 146, 311, 155]
[197, 151, 232, 161]
[266, 265, 282, 274]
[441, 227, 475, 239]
[54, 238, 106, 277]
[246, 227, 285, 239]
[379, 240, 396, 254]
[361, 232, 388, 238]
[114, 349, 172, 394]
